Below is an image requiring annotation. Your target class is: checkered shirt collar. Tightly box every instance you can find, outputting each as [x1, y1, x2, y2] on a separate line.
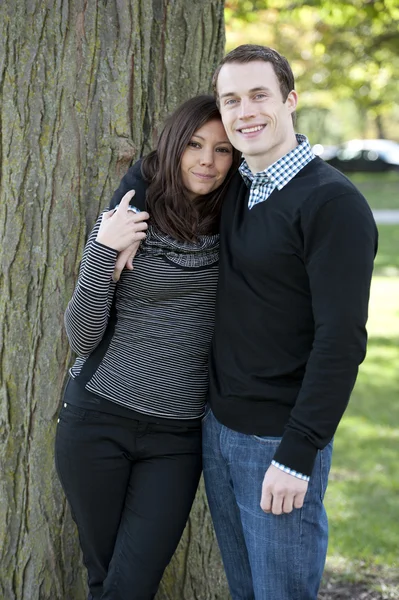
[239, 134, 315, 196]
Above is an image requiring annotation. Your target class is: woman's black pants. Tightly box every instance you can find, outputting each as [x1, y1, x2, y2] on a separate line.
[54, 391, 202, 600]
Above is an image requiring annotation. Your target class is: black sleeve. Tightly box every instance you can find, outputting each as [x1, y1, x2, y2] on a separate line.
[273, 191, 378, 476]
[108, 158, 148, 211]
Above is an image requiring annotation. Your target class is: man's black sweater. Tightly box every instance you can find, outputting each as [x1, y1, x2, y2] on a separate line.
[208, 157, 378, 476]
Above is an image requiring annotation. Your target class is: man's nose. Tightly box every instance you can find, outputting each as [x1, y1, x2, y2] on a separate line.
[239, 98, 256, 120]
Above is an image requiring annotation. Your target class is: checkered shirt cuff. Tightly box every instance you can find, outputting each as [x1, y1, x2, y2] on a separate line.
[271, 460, 310, 482]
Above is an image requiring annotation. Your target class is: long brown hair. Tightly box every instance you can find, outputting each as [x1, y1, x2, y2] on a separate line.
[141, 95, 241, 242]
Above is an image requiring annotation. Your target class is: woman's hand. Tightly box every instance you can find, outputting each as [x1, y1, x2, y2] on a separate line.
[96, 190, 149, 252]
[112, 242, 141, 282]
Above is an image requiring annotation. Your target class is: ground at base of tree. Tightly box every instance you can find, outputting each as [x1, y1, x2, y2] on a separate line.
[319, 568, 399, 600]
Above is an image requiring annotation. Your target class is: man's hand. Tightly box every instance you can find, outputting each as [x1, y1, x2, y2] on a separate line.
[260, 464, 308, 515]
[96, 189, 149, 252]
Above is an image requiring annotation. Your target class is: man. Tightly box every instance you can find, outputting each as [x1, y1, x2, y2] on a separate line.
[202, 44, 378, 600]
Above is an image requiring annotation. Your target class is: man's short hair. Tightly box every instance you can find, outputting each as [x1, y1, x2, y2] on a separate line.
[212, 44, 295, 104]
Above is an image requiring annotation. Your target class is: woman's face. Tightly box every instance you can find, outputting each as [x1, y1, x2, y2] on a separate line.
[181, 119, 233, 200]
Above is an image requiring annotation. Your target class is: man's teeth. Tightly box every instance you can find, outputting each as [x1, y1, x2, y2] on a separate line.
[240, 125, 264, 133]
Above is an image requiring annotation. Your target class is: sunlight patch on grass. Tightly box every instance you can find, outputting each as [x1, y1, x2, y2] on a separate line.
[324, 557, 399, 595]
[366, 276, 399, 335]
[337, 417, 399, 441]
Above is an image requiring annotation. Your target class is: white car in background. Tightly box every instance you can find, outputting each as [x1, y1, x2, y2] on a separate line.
[313, 139, 399, 173]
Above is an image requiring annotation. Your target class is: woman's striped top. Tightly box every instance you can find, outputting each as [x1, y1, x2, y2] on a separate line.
[65, 216, 219, 420]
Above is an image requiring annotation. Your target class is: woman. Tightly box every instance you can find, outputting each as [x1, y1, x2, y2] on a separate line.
[55, 95, 241, 600]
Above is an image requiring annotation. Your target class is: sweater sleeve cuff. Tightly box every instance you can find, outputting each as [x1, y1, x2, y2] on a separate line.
[79, 241, 118, 292]
[271, 460, 310, 482]
[272, 429, 318, 477]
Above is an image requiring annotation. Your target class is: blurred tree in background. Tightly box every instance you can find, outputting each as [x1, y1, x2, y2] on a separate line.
[225, 0, 399, 144]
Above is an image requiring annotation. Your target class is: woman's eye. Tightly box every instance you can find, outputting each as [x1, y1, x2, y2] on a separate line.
[216, 147, 231, 153]
[188, 141, 201, 149]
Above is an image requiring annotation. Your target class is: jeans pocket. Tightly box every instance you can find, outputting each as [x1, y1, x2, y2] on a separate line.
[252, 435, 282, 445]
[57, 402, 96, 425]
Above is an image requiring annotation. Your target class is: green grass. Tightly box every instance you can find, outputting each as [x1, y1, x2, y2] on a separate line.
[323, 213, 399, 591]
[345, 173, 399, 276]
[374, 225, 399, 276]
[348, 172, 399, 210]
[326, 294, 399, 564]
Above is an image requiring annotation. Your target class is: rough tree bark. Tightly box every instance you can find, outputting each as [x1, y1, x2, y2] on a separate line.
[0, 1, 229, 598]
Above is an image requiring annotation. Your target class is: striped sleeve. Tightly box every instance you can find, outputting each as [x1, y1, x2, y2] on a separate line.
[64, 213, 118, 357]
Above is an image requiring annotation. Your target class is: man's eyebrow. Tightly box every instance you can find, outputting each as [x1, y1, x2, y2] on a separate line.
[219, 92, 236, 100]
[249, 86, 271, 93]
[219, 86, 271, 100]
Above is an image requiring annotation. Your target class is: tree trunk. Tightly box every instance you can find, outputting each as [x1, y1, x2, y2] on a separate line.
[0, 1, 229, 598]
[375, 113, 385, 139]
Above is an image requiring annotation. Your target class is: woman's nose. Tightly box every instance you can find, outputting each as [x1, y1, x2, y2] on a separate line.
[199, 148, 214, 166]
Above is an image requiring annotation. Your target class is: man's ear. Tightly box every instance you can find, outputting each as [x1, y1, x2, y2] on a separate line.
[286, 90, 298, 113]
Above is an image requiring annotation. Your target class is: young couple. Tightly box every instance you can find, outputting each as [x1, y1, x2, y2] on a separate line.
[55, 45, 377, 600]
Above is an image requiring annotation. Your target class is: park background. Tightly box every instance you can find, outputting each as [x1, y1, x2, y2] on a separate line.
[0, 1, 398, 599]
[226, 3, 399, 599]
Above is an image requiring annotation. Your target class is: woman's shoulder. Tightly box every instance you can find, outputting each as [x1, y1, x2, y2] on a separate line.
[108, 158, 148, 211]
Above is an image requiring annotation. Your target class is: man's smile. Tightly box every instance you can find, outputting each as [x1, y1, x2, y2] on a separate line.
[238, 124, 266, 134]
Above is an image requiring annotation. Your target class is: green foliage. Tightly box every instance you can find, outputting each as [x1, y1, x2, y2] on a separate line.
[225, 1, 269, 21]
[225, 0, 399, 142]
[293, 0, 399, 112]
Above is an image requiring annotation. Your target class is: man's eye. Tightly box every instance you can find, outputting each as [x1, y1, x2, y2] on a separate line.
[225, 98, 238, 106]
[254, 94, 267, 100]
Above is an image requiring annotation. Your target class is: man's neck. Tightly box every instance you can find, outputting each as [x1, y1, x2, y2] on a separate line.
[245, 134, 299, 174]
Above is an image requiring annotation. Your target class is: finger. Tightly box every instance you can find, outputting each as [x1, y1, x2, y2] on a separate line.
[271, 494, 283, 516]
[282, 495, 294, 514]
[119, 189, 136, 210]
[129, 210, 150, 223]
[293, 492, 306, 510]
[113, 249, 130, 282]
[260, 489, 273, 513]
[101, 209, 114, 222]
[112, 263, 123, 282]
[128, 229, 147, 243]
[131, 221, 148, 232]
[113, 241, 140, 279]
[112, 268, 121, 282]
[126, 243, 140, 270]
[124, 248, 137, 271]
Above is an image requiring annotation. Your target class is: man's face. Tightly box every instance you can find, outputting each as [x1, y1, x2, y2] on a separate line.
[216, 61, 298, 172]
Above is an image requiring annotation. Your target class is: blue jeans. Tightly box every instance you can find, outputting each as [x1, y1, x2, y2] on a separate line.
[202, 409, 333, 600]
